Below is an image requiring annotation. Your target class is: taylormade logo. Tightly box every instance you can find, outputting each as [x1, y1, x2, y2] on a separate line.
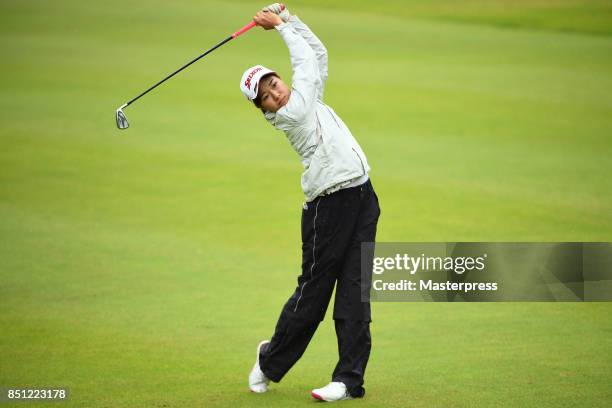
[244, 67, 263, 90]
[373, 253, 487, 275]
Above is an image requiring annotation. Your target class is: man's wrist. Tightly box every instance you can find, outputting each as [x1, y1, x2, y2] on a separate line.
[274, 21, 291, 31]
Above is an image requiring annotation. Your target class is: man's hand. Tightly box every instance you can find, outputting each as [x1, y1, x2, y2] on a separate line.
[253, 10, 283, 30]
[263, 3, 291, 22]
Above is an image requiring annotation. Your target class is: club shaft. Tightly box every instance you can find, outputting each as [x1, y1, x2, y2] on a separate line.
[126, 35, 233, 107]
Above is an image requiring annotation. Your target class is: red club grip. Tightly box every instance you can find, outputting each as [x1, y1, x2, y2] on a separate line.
[232, 5, 285, 39]
[232, 21, 256, 39]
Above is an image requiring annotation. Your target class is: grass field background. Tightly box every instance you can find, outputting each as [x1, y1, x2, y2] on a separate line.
[1, 0, 611, 406]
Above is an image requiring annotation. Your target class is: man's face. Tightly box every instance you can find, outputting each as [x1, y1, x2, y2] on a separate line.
[257, 75, 290, 113]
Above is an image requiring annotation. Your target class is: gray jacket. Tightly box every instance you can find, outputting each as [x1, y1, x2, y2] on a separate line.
[264, 16, 370, 202]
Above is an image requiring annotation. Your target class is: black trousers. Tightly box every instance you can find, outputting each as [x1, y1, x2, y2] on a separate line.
[259, 179, 380, 398]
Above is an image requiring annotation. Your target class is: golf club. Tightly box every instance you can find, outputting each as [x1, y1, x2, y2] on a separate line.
[115, 20, 258, 129]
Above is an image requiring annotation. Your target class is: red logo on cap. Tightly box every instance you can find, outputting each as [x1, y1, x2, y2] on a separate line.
[244, 67, 263, 91]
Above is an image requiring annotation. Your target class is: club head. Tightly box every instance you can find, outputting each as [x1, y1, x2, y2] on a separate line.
[115, 104, 129, 129]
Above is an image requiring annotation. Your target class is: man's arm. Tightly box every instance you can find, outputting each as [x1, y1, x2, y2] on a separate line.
[264, 4, 328, 100]
[289, 15, 328, 100]
[254, 10, 320, 125]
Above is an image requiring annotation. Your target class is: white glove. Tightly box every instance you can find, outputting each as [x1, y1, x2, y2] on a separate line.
[263, 3, 291, 23]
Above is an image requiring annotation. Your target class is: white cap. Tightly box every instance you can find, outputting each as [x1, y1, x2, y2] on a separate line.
[240, 65, 276, 101]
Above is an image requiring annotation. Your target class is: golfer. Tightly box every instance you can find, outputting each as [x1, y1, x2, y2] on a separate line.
[242, 3, 380, 402]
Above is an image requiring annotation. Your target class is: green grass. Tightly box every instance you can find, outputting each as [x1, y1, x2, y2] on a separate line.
[280, 0, 612, 36]
[1, 0, 611, 406]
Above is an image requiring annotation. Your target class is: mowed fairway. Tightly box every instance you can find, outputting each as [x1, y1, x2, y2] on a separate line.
[1, 0, 611, 407]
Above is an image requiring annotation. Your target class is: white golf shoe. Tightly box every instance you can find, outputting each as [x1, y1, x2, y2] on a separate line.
[248, 340, 270, 393]
[311, 381, 353, 402]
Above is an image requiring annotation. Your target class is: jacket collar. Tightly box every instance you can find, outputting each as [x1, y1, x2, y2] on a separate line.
[264, 110, 277, 126]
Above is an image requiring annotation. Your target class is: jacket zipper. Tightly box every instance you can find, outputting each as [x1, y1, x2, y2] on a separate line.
[325, 104, 366, 175]
[352, 147, 367, 175]
[325, 105, 343, 129]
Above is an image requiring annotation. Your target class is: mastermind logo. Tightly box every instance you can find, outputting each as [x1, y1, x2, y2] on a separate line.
[363, 242, 612, 302]
[368, 250, 497, 297]
[373, 253, 488, 275]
